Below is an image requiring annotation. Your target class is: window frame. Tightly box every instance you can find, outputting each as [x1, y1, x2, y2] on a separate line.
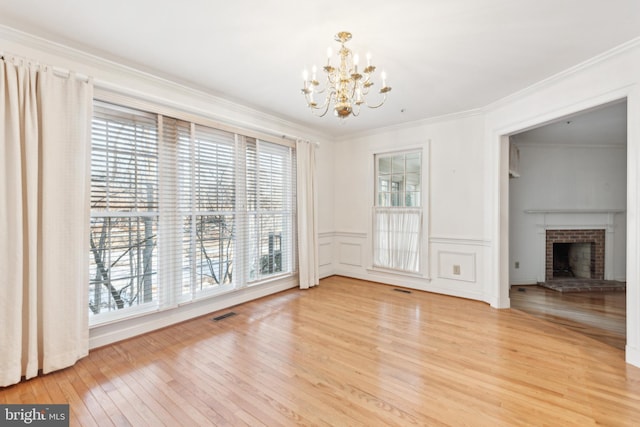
[369, 145, 429, 278]
[375, 150, 422, 208]
[89, 102, 161, 322]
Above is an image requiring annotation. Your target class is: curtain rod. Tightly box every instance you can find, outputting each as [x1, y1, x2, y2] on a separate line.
[1, 51, 92, 82]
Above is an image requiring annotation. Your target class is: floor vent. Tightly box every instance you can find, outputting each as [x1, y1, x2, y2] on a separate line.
[393, 288, 412, 294]
[212, 312, 237, 322]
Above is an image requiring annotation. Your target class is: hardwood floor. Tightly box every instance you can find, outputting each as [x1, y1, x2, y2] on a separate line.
[2, 276, 640, 426]
[510, 284, 626, 350]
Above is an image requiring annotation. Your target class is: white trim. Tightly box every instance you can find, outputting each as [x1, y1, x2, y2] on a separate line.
[333, 231, 368, 239]
[627, 344, 640, 366]
[492, 90, 633, 138]
[335, 108, 483, 142]
[429, 236, 491, 247]
[484, 37, 640, 114]
[318, 231, 336, 239]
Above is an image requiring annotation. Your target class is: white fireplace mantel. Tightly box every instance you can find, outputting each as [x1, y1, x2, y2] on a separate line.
[525, 208, 625, 281]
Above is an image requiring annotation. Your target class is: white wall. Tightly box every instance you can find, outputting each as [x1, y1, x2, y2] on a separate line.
[330, 113, 490, 300]
[509, 143, 627, 284]
[317, 139, 336, 279]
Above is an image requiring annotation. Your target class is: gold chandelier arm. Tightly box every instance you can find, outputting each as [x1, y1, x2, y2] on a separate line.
[307, 90, 335, 117]
[363, 91, 389, 109]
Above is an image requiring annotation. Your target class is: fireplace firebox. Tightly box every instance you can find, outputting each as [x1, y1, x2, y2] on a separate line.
[545, 229, 604, 281]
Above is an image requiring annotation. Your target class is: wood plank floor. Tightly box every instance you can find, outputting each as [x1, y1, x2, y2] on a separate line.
[2, 276, 640, 426]
[510, 284, 626, 350]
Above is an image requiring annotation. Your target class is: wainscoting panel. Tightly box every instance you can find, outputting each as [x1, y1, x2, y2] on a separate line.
[318, 232, 334, 279]
[319, 242, 332, 267]
[326, 231, 368, 278]
[339, 242, 363, 267]
[323, 231, 488, 302]
[438, 251, 476, 282]
[428, 236, 488, 300]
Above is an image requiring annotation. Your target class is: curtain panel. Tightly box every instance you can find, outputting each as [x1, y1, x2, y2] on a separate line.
[296, 139, 319, 289]
[373, 207, 422, 273]
[0, 57, 92, 386]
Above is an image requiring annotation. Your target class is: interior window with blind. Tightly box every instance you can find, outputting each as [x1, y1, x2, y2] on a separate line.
[373, 150, 423, 273]
[90, 100, 296, 323]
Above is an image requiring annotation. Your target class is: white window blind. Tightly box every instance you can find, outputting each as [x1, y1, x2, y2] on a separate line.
[90, 102, 159, 316]
[244, 139, 296, 283]
[181, 124, 237, 299]
[90, 99, 297, 324]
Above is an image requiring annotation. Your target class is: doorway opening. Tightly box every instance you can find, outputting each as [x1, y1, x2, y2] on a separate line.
[507, 100, 627, 349]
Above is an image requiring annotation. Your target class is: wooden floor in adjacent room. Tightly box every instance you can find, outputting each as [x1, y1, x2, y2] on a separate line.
[509, 284, 626, 350]
[2, 276, 640, 426]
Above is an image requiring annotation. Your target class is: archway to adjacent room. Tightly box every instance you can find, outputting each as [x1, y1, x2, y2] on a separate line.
[504, 99, 628, 350]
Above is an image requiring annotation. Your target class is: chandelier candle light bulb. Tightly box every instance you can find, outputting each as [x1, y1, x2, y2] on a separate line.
[301, 31, 391, 118]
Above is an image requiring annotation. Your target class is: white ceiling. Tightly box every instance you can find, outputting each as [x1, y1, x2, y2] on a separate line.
[512, 101, 628, 146]
[1, 0, 639, 138]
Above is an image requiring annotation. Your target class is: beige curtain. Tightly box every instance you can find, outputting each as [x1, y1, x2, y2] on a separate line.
[0, 57, 92, 387]
[296, 139, 319, 289]
[373, 207, 422, 273]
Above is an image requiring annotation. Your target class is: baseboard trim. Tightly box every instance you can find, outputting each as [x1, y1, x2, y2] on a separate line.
[626, 344, 640, 368]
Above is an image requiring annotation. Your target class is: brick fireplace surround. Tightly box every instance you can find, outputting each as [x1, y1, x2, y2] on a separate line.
[545, 229, 605, 281]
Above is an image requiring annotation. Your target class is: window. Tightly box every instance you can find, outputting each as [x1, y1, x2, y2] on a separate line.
[246, 139, 295, 282]
[377, 152, 421, 207]
[373, 151, 422, 273]
[175, 120, 237, 299]
[90, 104, 159, 316]
[89, 100, 296, 323]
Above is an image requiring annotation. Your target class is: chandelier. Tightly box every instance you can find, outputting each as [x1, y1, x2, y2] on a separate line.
[301, 31, 391, 119]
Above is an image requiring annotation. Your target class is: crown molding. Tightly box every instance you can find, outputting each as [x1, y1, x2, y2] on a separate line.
[335, 108, 484, 142]
[484, 36, 640, 113]
[0, 24, 331, 143]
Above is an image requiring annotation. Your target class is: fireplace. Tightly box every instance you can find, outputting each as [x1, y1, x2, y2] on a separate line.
[545, 229, 604, 281]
